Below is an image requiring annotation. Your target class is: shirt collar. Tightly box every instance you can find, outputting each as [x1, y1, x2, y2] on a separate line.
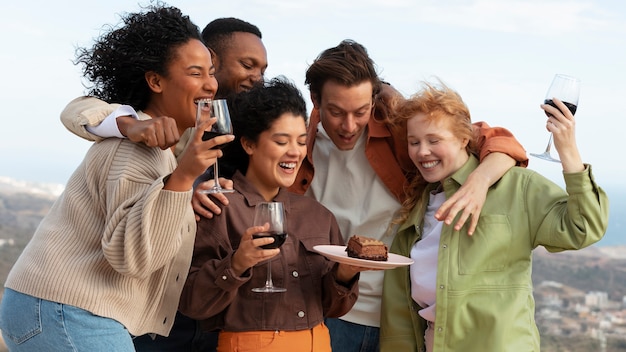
[443, 154, 479, 192]
[232, 171, 291, 210]
[397, 154, 478, 233]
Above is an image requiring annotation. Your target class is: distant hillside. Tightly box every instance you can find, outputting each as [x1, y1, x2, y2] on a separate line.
[533, 246, 626, 301]
[0, 190, 56, 289]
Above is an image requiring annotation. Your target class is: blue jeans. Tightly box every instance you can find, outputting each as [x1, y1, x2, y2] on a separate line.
[0, 288, 135, 351]
[325, 317, 380, 352]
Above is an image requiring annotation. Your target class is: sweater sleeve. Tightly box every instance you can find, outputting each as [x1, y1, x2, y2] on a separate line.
[90, 139, 193, 278]
[472, 121, 529, 167]
[60, 96, 120, 142]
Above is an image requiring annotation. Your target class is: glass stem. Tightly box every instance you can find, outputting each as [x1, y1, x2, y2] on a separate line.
[213, 161, 221, 190]
[544, 133, 554, 154]
[265, 260, 274, 288]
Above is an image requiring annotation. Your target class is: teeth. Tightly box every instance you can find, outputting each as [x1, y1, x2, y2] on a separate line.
[421, 161, 439, 169]
[279, 162, 296, 169]
[195, 98, 211, 104]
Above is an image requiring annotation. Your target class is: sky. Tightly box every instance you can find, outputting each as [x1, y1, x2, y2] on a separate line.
[1, 0, 625, 191]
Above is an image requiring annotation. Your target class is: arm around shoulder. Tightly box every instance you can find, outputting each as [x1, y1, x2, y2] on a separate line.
[472, 121, 528, 167]
[60, 96, 121, 142]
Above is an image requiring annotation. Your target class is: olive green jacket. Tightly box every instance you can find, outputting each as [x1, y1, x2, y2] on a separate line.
[380, 155, 609, 352]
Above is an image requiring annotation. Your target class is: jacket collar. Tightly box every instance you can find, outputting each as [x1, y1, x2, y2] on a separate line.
[232, 171, 291, 211]
[397, 154, 478, 233]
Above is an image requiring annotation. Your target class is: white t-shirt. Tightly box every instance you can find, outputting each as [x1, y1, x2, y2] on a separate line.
[306, 124, 400, 327]
[410, 190, 446, 322]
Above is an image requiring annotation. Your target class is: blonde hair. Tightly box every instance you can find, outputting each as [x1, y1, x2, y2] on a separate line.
[391, 80, 476, 225]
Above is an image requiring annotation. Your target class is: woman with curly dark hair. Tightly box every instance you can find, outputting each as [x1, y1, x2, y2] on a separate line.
[0, 4, 232, 351]
[178, 77, 364, 352]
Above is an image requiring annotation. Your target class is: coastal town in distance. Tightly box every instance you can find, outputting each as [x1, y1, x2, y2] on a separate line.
[533, 246, 626, 351]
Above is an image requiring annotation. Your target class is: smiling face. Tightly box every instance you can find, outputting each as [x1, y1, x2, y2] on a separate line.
[243, 112, 307, 200]
[314, 80, 373, 151]
[407, 113, 470, 183]
[214, 32, 267, 98]
[144, 39, 217, 134]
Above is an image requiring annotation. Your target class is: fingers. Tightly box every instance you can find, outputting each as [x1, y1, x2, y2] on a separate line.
[436, 182, 486, 236]
[453, 209, 481, 236]
[542, 98, 574, 127]
[195, 116, 216, 136]
[434, 197, 453, 222]
[206, 134, 235, 149]
[241, 225, 280, 265]
[125, 117, 181, 149]
[217, 177, 234, 191]
[145, 118, 179, 150]
[191, 186, 223, 219]
[231, 230, 279, 276]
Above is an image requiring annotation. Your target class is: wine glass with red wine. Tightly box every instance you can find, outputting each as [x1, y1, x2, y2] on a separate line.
[252, 202, 288, 293]
[196, 99, 234, 194]
[530, 74, 580, 163]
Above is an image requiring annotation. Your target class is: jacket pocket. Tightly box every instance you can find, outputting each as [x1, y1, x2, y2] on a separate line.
[0, 289, 43, 344]
[457, 214, 512, 274]
[299, 236, 331, 253]
[298, 236, 333, 273]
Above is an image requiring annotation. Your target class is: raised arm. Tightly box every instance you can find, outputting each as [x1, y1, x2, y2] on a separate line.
[542, 98, 584, 173]
[436, 121, 528, 234]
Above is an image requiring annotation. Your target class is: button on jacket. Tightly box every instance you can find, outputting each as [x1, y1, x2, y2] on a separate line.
[381, 155, 609, 352]
[179, 171, 359, 332]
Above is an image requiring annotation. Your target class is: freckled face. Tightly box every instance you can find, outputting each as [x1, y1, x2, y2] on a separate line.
[407, 113, 469, 183]
[244, 113, 307, 199]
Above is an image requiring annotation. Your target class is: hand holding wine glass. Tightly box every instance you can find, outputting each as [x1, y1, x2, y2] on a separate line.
[196, 99, 234, 194]
[530, 74, 580, 163]
[252, 202, 288, 293]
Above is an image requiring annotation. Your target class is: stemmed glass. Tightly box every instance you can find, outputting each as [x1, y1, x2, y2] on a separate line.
[530, 74, 580, 163]
[251, 202, 288, 293]
[196, 99, 234, 194]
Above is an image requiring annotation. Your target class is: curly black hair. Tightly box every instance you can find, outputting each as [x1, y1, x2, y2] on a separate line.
[74, 4, 201, 110]
[221, 77, 307, 176]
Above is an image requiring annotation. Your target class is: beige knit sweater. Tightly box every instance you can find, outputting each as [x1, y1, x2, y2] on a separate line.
[5, 109, 196, 336]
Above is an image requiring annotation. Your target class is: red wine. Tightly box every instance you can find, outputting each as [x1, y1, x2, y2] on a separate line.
[544, 99, 577, 117]
[253, 232, 288, 249]
[202, 131, 230, 149]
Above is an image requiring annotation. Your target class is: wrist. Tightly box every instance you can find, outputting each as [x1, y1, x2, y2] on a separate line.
[116, 115, 137, 137]
[163, 170, 196, 192]
[335, 264, 358, 285]
[230, 251, 248, 277]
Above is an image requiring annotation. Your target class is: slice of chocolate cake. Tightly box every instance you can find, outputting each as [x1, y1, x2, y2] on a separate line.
[346, 235, 388, 261]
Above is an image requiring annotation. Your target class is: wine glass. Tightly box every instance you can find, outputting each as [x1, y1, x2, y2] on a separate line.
[530, 74, 580, 163]
[251, 202, 288, 293]
[196, 99, 234, 194]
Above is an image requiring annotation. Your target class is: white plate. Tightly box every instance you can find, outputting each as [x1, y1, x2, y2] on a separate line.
[313, 245, 414, 270]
